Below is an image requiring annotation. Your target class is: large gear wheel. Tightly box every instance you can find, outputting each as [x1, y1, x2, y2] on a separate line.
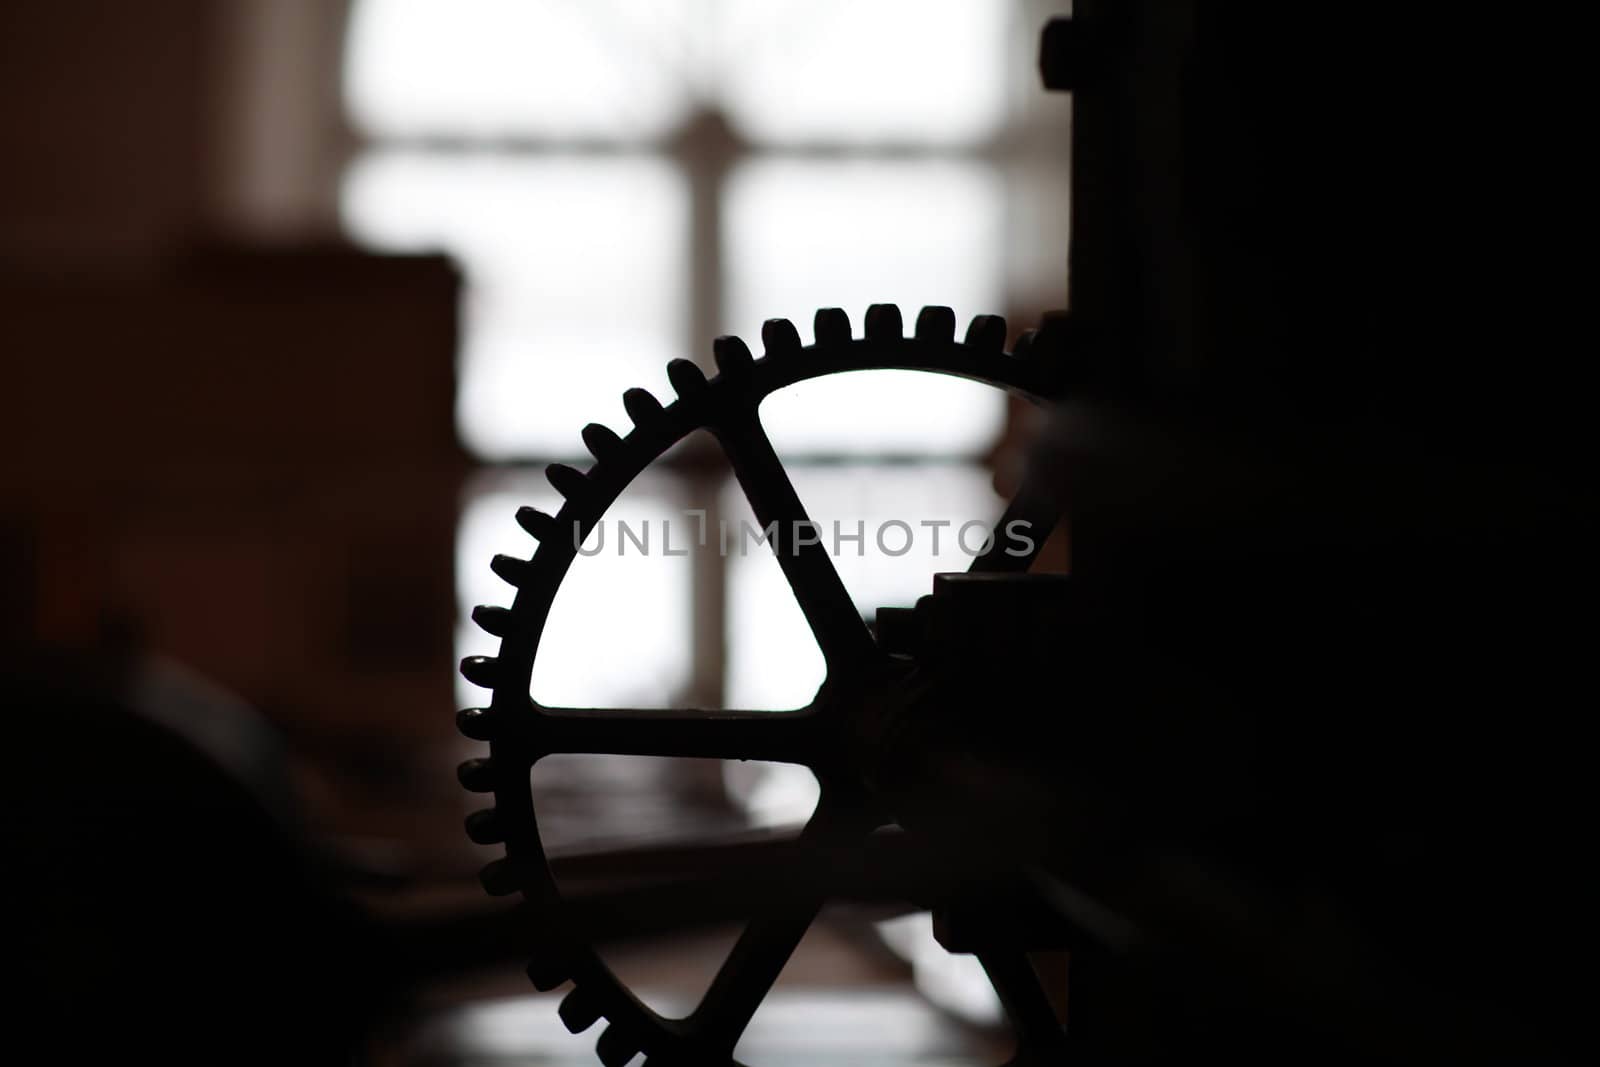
[456, 304, 1071, 1066]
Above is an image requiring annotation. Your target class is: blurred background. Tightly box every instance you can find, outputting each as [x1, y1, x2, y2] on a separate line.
[2, 3, 1071, 1062]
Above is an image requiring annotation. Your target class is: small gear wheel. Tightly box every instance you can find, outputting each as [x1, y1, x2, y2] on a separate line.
[457, 305, 1071, 1065]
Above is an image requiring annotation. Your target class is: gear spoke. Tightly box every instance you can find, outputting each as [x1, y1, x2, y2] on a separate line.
[687, 795, 873, 1052]
[691, 913, 816, 1053]
[536, 706, 822, 766]
[716, 415, 879, 673]
[978, 950, 1069, 1061]
[969, 466, 1061, 574]
[553, 827, 944, 932]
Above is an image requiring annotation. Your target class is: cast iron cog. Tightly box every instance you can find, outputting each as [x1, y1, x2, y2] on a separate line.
[457, 304, 1071, 1065]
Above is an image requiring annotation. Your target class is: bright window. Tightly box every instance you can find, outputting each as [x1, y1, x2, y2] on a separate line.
[341, 0, 1055, 461]
[344, 152, 688, 458]
[344, 0, 1068, 746]
[346, 0, 1068, 1031]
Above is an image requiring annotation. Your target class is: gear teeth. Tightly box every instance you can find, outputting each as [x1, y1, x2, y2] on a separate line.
[471, 605, 514, 637]
[1037, 308, 1071, 335]
[965, 314, 1007, 352]
[713, 335, 753, 375]
[865, 303, 903, 340]
[526, 953, 570, 992]
[457, 707, 494, 740]
[622, 387, 665, 427]
[814, 307, 852, 346]
[490, 554, 534, 588]
[559, 987, 604, 1034]
[464, 808, 504, 844]
[873, 606, 920, 656]
[666, 358, 707, 396]
[761, 317, 802, 356]
[460, 655, 501, 689]
[457, 757, 496, 792]
[1033, 310, 1078, 369]
[546, 463, 589, 501]
[915, 305, 956, 342]
[582, 422, 624, 462]
[1012, 328, 1040, 359]
[516, 506, 558, 541]
[479, 858, 521, 896]
[595, 1025, 640, 1066]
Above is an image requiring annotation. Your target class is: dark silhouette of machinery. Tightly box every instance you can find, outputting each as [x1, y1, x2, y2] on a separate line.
[457, 307, 1075, 1064]
[453, 5, 1598, 1065]
[8, 5, 1592, 1066]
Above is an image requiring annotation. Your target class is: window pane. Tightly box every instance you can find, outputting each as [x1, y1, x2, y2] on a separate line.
[716, 0, 1007, 146]
[345, 0, 693, 139]
[456, 470, 693, 709]
[346, 1, 1008, 145]
[724, 158, 1007, 455]
[343, 151, 687, 459]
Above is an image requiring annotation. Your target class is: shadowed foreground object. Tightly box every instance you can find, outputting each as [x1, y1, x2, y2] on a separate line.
[3, 651, 381, 1065]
